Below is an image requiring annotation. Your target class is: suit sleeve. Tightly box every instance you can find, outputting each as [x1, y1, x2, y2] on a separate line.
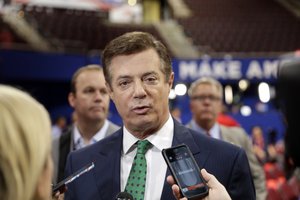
[227, 148, 256, 200]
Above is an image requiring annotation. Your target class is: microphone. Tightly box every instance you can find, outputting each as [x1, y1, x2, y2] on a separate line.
[115, 192, 133, 200]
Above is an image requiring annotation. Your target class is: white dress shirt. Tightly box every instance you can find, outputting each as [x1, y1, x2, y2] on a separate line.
[73, 119, 110, 150]
[121, 115, 174, 200]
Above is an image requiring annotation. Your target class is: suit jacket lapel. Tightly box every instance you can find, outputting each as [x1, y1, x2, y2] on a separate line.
[91, 130, 123, 200]
[173, 120, 211, 168]
[161, 120, 211, 199]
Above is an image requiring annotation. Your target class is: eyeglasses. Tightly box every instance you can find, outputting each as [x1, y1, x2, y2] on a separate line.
[191, 95, 221, 102]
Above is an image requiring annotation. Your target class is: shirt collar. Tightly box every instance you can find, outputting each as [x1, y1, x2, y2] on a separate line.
[190, 120, 205, 133]
[123, 114, 174, 155]
[210, 123, 221, 139]
[93, 119, 109, 141]
[73, 119, 109, 148]
[191, 120, 221, 139]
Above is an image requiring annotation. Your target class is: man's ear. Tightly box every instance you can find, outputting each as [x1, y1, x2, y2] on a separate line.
[106, 82, 114, 102]
[168, 72, 174, 88]
[166, 72, 174, 98]
[68, 92, 75, 108]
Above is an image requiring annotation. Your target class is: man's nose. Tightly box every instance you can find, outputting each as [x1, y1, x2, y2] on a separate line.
[133, 81, 147, 98]
[94, 90, 104, 101]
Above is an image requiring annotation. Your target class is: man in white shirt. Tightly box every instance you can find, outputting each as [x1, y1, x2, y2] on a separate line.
[52, 65, 119, 183]
[51, 116, 67, 139]
[64, 32, 255, 200]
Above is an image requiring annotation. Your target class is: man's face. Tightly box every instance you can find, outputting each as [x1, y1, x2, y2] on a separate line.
[190, 84, 222, 125]
[69, 70, 110, 122]
[107, 49, 173, 136]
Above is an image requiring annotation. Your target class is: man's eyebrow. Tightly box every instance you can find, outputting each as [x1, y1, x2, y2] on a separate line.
[116, 75, 132, 80]
[83, 85, 95, 89]
[143, 71, 159, 77]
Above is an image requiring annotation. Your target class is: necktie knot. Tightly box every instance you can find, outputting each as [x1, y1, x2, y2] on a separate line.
[137, 140, 151, 155]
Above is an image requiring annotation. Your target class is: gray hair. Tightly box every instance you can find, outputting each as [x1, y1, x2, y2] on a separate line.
[188, 77, 223, 99]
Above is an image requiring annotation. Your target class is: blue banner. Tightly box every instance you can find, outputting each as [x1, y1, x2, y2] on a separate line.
[0, 49, 279, 83]
[173, 57, 279, 83]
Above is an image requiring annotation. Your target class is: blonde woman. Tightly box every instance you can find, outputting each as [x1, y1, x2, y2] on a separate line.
[0, 85, 62, 200]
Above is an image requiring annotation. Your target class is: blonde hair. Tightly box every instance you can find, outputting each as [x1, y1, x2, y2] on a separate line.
[0, 85, 51, 200]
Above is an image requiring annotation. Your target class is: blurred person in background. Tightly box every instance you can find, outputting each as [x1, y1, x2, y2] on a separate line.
[0, 84, 62, 200]
[251, 126, 283, 166]
[52, 65, 120, 183]
[251, 125, 267, 164]
[186, 77, 267, 200]
[266, 128, 284, 165]
[51, 115, 67, 139]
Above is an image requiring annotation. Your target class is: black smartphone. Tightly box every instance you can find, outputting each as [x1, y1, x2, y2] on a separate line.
[162, 144, 209, 199]
[52, 162, 94, 196]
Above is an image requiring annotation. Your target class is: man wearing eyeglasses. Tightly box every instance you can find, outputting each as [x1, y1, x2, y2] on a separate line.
[186, 77, 267, 200]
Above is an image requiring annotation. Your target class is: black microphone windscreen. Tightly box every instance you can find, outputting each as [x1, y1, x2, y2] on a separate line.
[115, 192, 133, 200]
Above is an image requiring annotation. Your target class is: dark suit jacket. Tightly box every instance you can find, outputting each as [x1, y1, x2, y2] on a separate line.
[52, 121, 120, 183]
[65, 120, 255, 200]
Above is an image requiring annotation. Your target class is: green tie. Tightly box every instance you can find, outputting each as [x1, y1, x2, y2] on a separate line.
[125, 140, 152, 200]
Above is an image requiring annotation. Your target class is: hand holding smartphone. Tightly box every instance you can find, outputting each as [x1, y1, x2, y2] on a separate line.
[162, 144, 209, 199]
[52, 162, 95, 196]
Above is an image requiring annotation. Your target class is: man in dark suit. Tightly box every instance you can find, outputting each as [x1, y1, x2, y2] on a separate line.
[65, 32, 255, 200]
[52, 65, 119, 183]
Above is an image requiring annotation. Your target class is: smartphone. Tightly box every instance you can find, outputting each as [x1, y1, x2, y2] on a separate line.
[52, 162, 95, 196]
[162, 144, 209, 199]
